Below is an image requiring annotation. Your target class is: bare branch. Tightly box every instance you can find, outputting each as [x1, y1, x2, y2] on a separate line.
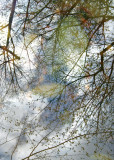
[6, 0, 17, 47]
[0, 45, 20, 60]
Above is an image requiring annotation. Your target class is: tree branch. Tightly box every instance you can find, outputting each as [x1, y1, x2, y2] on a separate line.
[0, 46, 20, 60]
[6, 0, 17, 47]
[22, 131, 112, 160]
[100, 42, 114, 56]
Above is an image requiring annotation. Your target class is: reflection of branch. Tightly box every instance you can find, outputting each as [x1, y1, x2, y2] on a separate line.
[100, 42, 114, 73]
[65, 0, 80, 15]
[29, 0, 52, 21]
[6, 0, 17, 47]
[108, 59, 114, 80]
[0, 46, 20, 60]
[87, 19, 105, 48]
[11, 119, 27, 160]
[100, 42, 114, 56]
[23, 0, 31, 36]
[0, 24, 8, 30]
[28, 124, 58, 159]
[67, 42, 114, 86]
[22, 131, 111, 160]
